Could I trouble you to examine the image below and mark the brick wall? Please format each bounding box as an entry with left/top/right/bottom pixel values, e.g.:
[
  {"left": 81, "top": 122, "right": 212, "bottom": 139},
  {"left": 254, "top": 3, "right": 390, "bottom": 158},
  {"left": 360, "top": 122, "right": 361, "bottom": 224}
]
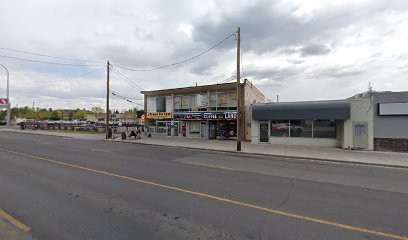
[{"left": 374, "top": 138, "right": 408, "bottom": 152}]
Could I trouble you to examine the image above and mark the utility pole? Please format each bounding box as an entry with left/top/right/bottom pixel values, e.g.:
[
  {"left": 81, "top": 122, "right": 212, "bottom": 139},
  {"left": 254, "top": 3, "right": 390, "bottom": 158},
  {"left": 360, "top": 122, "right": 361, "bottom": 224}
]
[
  {"left": 0, "top": 64, "right": 10, "bottom": 127},
  {"left": 106, "top": 61, "right": 110, "bottom": 139},
  {"left": 236, "top": 27, "right": 241, "bottom": 151}
]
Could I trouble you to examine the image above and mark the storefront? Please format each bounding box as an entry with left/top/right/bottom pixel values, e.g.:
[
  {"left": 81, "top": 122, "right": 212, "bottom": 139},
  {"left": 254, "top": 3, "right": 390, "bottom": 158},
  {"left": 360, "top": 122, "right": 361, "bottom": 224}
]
[
  {"left": 173, "top": 111, "right": 237, "bottom": 139},
  {"left": 145, "top": 112, "right": 172, "bottom": 134},
  {"left": 251, "top": 101, "right": 350, "bottom": 147}
]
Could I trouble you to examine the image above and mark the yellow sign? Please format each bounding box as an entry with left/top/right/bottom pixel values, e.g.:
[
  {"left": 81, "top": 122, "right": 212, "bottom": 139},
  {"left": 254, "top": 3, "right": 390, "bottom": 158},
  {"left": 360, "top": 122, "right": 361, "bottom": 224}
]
[
  {"left": 146, "top": 112, "right": 172, "bottom": 119},
  {"left": 141, "top": 114, "right": 145, "bottom": 123}
]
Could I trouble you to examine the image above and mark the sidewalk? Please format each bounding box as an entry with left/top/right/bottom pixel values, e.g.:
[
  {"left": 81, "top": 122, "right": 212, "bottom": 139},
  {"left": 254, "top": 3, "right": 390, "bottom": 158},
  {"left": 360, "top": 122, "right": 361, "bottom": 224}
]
[
  {"left": 2, "top": 128, "right": 408, "bottom": 168},
  {"left": 111, "top": 133, "right": 408, "bottom": 169}
]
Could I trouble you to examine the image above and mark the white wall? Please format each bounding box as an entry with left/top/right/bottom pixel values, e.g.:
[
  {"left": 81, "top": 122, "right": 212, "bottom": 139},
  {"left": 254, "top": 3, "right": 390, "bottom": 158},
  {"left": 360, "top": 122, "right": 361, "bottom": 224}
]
[{"left": 251, "top": 119, "right": 260, "bottom": 144}]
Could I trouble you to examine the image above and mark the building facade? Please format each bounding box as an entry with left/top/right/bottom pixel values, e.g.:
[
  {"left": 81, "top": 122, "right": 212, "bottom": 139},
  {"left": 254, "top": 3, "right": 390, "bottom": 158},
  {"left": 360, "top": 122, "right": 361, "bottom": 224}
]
[
  {"left": 141, "top": 80, "right": 265, "bottom": 141},
  {"left": 251, "top": 91, "right": 408, "bottom": 152}
]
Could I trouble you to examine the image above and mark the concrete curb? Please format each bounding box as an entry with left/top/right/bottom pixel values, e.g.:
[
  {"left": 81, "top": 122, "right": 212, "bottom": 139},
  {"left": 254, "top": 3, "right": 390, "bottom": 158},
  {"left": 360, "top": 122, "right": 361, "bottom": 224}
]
[
  {"left": 3, "top": 129, "right": 407, "bottom": 169},
  {"left": 108, "top": 139, "right": 408, "bottom": 170}
]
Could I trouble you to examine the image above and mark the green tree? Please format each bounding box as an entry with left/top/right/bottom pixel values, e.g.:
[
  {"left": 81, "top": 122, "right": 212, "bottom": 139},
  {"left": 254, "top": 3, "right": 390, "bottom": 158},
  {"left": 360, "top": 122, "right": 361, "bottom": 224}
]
[
  {"left": 73, "top": 110, "right": 86, "bottom": 120},
  {"left": 48, "top": 110, "right": 61, "bottom": 120}
]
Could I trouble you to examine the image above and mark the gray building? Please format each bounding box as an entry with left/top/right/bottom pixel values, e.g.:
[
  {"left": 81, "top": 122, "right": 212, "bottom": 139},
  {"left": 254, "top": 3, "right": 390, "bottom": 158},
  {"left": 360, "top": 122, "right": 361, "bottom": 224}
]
[
  {"left": 251, "top": 91, "right": 408, "bottom": 152},
  {"left": 371, "top": 91, "right": 408, "bottom": 151}
]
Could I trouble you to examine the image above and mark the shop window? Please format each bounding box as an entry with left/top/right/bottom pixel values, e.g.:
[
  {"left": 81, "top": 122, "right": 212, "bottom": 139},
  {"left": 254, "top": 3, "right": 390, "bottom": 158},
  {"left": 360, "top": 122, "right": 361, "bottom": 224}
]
[
  {"left": 217, "top": 120, "right": 237, "bottom": 139},
  {"left": 270, "top": 120, "right": 289, "bottom": 137},
  {"left": 290, "top": 120, "right": 313, "bottom": 138},
  {"left": 269, "top": 120, "right": 336, "bottom": 138},
  {"left": 313, "top": 120, "right": 336, "bottom": 138}
]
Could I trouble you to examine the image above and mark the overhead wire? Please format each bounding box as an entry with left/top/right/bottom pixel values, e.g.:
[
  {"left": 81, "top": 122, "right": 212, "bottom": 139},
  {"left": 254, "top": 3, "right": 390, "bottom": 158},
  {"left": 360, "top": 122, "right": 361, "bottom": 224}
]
[
  {"left": 19, "top": 67, "right": 106, "bottom": 83},
  {"left": 110, "top": 65, "right": 144, "bottom": 92},
  {"left": 113, "top": 33, "right": 236, "bottom": 72},
  {"left": 0, "top": 46, "right": 104, "bottom": 64},
  {"left": 110, "top": 91, "right": 144, "bottom": 107},
  {"left": 0, "top": 54, "right": 104, "bottom": 67}
]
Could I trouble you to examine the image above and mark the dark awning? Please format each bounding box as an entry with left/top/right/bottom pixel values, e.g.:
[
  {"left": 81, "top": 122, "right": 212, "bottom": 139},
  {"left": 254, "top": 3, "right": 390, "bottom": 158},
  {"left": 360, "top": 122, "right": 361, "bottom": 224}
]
[{"left": 252, "top": 100, "right": 350, "bottom": 120}]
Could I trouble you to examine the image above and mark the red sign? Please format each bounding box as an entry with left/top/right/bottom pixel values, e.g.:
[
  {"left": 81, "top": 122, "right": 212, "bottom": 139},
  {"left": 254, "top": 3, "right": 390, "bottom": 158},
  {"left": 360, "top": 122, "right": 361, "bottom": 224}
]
[{"left": 0, "top": 98, "right": 8, "bottom": 105}]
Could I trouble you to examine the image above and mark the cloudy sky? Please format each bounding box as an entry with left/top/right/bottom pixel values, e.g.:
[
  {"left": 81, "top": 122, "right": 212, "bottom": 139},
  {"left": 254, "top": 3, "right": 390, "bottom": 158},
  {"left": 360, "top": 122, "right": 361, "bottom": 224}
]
[{"left": 0, "top": 0, "right": 407, "bottom": 111}]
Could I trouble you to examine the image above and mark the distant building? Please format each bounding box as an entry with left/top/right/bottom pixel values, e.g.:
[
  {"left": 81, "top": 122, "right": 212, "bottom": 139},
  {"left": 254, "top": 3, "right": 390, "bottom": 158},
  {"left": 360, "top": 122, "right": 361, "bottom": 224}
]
[
  {"left": 141, "top": 80, "right": 265, "bottom": 140},
  {"left": 251, "top": 91, "right": 408, "bottom": 152}
]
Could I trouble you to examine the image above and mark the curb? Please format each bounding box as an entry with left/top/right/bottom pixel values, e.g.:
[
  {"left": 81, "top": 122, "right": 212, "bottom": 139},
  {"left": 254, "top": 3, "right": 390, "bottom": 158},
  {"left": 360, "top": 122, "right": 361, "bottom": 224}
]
[
  {"left": 108, "top": 139, "right": 408, "bottom": 170},
  {"left": 3, "top": 129, "right": 407, "bottom": 170}
]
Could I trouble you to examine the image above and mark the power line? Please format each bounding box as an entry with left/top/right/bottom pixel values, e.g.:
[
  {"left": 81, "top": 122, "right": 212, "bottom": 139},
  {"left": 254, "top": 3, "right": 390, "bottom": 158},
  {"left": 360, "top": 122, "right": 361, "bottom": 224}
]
[
  {"left": 111, "top": 91, "right": 144, "bottom": 107},
  {"left": 219, "top": 75, "right": 237, "bottom": 83},
  {"left": 0, "top": 46, "right": 103, "bottom": 64},
  {"left": 113, "top": 33, "right": 236, "bottom": 72},
  {"left": 0, "top": 54, "right": 105, "bottom": 67},
  {"left": 111, "top": 91, "right": 143, "bottom": 101},
  {"left": 19, "top": 67, "right": 105, "bottom": 83},
  {"left": 110, "top": 65, "right": 144, "bottom": 92}
]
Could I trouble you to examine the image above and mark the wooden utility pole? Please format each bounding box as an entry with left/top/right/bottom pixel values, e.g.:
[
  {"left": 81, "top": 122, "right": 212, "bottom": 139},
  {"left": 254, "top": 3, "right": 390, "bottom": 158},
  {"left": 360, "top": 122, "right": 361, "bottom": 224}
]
[
  {"left": 106, "top": 61, "right": 110, "bottom": 139},
  {"left": 236, "top": 27, "right": 241, "bottom": 151}
]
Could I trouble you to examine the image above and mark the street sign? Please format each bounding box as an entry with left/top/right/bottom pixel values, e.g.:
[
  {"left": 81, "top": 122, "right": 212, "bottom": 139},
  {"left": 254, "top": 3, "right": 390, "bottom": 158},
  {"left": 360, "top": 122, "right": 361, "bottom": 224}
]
[{"left": 0, "top": 98, "right": 8, "bottom": 105}]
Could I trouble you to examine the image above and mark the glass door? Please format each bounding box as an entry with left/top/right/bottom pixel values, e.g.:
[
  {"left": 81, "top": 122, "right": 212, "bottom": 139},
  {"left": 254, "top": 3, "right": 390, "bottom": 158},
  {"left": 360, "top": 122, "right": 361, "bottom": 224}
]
[{"left": 259, "top": 122, "right": 269, "bottom": 143}]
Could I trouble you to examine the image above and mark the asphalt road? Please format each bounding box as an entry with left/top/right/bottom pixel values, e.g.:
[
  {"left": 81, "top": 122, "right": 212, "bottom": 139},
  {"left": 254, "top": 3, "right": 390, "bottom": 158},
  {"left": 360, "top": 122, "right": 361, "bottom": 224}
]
[{"left": 0, "top": 132, "right": 407, "bottom": 240}]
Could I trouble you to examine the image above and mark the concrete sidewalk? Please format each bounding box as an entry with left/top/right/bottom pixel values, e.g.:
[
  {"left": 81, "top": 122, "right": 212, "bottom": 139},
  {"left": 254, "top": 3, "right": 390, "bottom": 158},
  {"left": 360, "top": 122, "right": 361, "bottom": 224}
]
[
  {"left": 2, "top": 128, "right": 407, "bottom": 168},
  {"left": 111, "top": 133, "right": 408, "bottom": 168}
]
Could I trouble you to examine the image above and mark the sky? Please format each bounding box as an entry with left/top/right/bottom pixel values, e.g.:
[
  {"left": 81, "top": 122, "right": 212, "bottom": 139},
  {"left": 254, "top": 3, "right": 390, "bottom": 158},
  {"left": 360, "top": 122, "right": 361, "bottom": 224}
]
[{"left": 0, "top": 0, "right": 407, "bottom": 111}]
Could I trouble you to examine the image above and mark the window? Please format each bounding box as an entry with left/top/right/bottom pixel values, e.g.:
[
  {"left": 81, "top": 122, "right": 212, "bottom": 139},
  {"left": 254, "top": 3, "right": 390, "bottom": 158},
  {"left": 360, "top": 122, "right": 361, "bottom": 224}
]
[
  {"left": 173, "top": 96, "right": 181, "bottom": 111},
  {"left": 269, "top": 120, "right": 336, "bottom": 138},
  {"left": 313, "top": 120, "right": 336, "bottom": 138},
  {"left": 156, "top": 97, "right": 166, "bottom": 112},
  {"left": 290, "top": 120, "right": 313, "bottom": 138},
  {"left": 270, "top": 120, "right": 289, "bottom": 137}
]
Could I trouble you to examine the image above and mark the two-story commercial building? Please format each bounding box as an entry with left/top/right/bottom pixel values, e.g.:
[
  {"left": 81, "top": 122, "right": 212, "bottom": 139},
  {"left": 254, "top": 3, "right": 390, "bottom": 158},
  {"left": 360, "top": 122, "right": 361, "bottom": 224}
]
[{"left": 141, "top": 80, "right": 265, "bottom": 141}]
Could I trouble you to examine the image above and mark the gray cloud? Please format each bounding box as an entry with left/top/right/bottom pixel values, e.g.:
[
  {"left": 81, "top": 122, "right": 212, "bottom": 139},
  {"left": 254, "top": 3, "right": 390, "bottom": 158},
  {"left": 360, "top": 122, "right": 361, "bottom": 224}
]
[
  {"left": 192, "top": 0, "right": 408, "bottom": 53},
  {"left": 300, "top": 44, "right": 331, "bottom": 56},
  {"left": 246, "top": 67, "right": 302, "bottom": 84}
]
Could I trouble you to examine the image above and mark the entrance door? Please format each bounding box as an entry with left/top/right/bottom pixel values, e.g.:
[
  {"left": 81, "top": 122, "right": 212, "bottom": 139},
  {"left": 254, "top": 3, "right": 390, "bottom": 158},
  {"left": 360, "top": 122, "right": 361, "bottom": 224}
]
[
  {"left": 201, "top": 121, "right": 208, "bottom": 139},
  {"left": 209, "top": 121, "right": 217, "bottom": 139},
  {"left": 353, "top": 122, "right": 368, "bottom": 149},
  {"left": 173, "top": 122, "right": 179, "bottom": 136},
  {"left": 259, "top": 122, "right": 269, "bottom": 143}
]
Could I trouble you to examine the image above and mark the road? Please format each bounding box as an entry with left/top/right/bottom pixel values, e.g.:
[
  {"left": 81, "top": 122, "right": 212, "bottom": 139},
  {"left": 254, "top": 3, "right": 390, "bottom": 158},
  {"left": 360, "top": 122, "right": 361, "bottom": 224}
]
[{"left": 0, "top": 132, "right": 407, "bottom": 240}]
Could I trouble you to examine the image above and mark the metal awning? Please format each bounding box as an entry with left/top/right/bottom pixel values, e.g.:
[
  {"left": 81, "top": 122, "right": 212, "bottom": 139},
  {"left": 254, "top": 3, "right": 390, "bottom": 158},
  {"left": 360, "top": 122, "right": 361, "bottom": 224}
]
[{"left": 252, "top": 100, "right": 350, "bottom": 120}]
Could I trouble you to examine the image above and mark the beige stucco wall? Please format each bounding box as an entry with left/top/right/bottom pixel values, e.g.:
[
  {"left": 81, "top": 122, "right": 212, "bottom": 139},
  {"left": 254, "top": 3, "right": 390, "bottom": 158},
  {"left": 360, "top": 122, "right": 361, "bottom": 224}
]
[
  {"left": 342, "top": 98, "right": 374, "bottom": 150},
  {"left": 243, "top": 80, "right": 265, "bottom": 141}
]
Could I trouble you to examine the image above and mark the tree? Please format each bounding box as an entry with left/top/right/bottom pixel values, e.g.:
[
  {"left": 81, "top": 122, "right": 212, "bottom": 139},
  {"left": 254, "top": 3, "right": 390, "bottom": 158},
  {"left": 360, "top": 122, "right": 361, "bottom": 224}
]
[
  {"left": 48, "top": 111, "right": 61, "bottom": 120},
  {"left": 73, "top": 110, "right": 86, "bottom": 120}
]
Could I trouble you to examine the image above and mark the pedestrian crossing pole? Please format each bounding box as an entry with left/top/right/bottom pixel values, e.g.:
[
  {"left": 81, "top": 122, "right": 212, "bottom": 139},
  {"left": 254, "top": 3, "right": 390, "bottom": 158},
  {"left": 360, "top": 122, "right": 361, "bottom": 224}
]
[{"left": 236, "top": 27, "right": 242, "bottom": 151}]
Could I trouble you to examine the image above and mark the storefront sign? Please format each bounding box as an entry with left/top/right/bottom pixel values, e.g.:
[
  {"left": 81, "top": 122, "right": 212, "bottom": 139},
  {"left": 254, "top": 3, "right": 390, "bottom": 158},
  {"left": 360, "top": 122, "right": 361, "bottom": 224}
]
[
  {"left": 146, "top": 112, "right": 172, "bottom": 119},
  {"left": 173, "top": 111, "right": 237, "bottom": 121}
]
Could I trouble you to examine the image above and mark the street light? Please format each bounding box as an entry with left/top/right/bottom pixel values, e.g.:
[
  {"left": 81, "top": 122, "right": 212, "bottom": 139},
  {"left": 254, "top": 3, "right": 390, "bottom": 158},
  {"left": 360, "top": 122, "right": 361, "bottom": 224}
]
[{"left": 0, "top": 63, "right": 10, "bottom": 127}]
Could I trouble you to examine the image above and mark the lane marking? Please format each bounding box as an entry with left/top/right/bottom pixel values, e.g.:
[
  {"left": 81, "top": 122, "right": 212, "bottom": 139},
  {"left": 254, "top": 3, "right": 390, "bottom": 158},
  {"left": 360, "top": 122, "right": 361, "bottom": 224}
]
[
  {"left": 1, "top": 147, "right": 407, "bottom": 240},
  {"left": 0, "top": 209, "right": 31, "bottom": 232}
]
